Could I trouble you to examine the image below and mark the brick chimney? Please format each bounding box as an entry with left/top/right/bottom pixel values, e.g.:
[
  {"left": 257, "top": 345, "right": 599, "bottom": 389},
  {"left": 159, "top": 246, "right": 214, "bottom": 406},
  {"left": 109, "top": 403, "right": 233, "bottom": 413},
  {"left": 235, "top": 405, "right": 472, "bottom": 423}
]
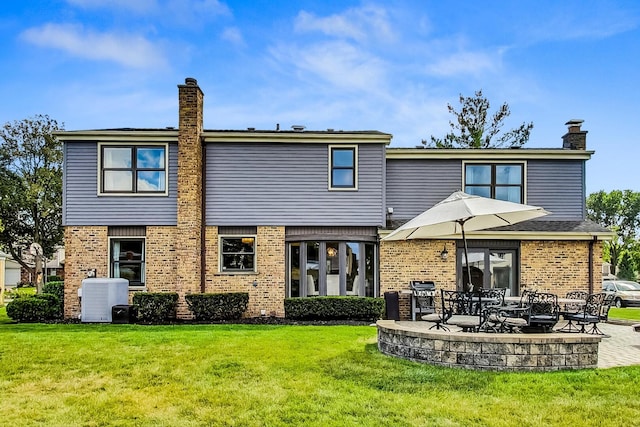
[
  {"left": 562, "top": 119, "right": 587, "bottom": 150},
  {"left": 176, "top": 78, "right": 204, "bottom": 313}
]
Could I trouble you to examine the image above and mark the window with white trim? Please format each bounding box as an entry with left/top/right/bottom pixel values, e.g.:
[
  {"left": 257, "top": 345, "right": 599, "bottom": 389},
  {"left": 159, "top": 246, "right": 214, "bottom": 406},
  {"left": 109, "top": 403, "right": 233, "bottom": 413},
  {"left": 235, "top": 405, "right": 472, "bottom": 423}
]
[
  {"left": 329, "top": 146, "right": 357, "bottom": 190},
  {"left": 220, "top": 236, "right": 256, "bottom": 272},
  {"left": 100, "top": 145, "right": 167, "bottom": 194},
  {"left": 465, "top": 163, "right": 524, "bottom": 203}
]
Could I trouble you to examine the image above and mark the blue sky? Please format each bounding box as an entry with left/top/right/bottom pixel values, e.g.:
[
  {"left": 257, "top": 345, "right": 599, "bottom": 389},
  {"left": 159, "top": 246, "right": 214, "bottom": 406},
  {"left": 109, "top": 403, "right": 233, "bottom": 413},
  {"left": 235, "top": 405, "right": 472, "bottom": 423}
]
[{"left": 1, "top": 0, "right": 638, "bottom": 195}]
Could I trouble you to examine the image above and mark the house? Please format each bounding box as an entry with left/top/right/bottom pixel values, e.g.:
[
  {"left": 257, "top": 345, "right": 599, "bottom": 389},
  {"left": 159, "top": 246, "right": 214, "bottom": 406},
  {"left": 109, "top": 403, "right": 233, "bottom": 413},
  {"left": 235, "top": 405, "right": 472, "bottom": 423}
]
[
  {"left": 17, "top": 246, "right": 65, "bottom": 284},
  {"left": 1, "top": 251, "right": 22, "bottom": 288},
  {"left": 58, "top": 78, "right": 611, "bottom": 320}
]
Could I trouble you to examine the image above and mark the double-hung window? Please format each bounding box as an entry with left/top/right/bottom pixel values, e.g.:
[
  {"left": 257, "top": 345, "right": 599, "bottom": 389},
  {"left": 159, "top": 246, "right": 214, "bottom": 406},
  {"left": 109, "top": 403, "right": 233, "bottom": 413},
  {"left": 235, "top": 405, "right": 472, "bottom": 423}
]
[
  {"left": 329, "top": 146, "right": 357, "bottom": 190},
  {"left": 465, "top": 163, "right": 524, "bottom": 203},
  {"left": 100, "top": 145, "right": 167, "bottom": 194}
]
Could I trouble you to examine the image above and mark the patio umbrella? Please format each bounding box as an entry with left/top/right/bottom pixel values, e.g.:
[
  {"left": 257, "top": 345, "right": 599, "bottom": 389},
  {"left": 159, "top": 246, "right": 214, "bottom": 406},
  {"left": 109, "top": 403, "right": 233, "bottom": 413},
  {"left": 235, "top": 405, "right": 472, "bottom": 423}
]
[{"left": 382, "top": 191, "right": 550, "bottom": 291}]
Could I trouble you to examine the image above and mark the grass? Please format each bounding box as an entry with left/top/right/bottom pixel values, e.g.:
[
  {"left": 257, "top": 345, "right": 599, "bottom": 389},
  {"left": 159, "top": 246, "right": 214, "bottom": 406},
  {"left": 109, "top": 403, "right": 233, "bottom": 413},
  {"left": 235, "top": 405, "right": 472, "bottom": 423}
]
[
  {"left": 609, "top": 307, "right": 640, "bottom": 322},
  {"left": 0, "top": 322, "right": 639, "bottom": 426}
]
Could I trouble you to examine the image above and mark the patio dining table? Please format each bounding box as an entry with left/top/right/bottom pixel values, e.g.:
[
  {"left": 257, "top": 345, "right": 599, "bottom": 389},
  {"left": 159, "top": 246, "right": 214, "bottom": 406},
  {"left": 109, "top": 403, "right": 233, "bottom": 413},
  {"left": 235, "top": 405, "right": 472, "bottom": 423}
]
[{"left": 503, "top": 296, "right": 586, "bottom": 305}]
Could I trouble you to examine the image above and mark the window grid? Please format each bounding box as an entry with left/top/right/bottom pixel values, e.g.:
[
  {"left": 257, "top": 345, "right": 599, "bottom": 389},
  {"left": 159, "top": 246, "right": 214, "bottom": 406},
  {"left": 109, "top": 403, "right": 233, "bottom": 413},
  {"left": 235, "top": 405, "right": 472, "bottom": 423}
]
[
  {"left": 465, "top": 163, "right": 523, "bottom": 203},
  {"left": 101, "top": 145, "right": 166, "bottom": 194},
  {"left": 219, "top": 235, "right": 257, "bottom": 273}
]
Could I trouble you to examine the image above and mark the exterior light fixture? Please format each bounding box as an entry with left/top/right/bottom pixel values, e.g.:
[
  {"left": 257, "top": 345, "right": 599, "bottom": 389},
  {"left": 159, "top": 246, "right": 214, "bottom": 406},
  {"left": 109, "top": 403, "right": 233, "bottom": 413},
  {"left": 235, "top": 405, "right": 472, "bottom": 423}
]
[
  {"left": 327, "top": 247, "right": 338, "bottom": 257},
  {"left": 440, "top": 246, "right": 449, "bottom": 261}
]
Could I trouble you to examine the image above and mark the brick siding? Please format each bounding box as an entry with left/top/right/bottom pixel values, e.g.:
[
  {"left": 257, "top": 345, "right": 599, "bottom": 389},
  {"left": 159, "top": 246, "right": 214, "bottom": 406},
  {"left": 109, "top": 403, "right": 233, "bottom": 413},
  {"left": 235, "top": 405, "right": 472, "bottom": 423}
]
[{"left": 63, "top": 226, "right": 108, "bottom": 319}]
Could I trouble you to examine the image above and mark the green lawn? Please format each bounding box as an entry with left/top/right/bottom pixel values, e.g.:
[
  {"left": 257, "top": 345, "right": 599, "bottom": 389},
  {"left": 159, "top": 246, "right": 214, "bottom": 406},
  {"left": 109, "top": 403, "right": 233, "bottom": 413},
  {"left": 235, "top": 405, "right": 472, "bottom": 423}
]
[
  {"left": 1, "top": 322, "right": 639, "bottom": 426},
  {"left": 609, "top": 307, "right": 640, "bottom": 322}
]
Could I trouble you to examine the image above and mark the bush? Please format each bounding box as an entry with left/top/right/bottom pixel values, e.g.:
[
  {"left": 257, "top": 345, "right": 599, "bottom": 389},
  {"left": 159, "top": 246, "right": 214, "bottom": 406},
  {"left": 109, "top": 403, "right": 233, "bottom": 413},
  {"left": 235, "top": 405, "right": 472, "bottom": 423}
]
[
  {"left": 132, "top": 292, "right": 178, "bottom": 323},
  {"left": 284, "top": 297, "right": 385, "bottom": 321},
  {"left": 42, "top": 281, "right": 64, "bottom": 319},
  {"left": 6, "top": 293, "right": 61, "bottom": 322},
  {"left": 17, "top": 281, "right": 34, "bottom": 288},
  {"left": 47, "top": 275, "right": 62, "bottom": 282},
  {"left": 185, "top": 293, "right": 249, "bottom": 321}
]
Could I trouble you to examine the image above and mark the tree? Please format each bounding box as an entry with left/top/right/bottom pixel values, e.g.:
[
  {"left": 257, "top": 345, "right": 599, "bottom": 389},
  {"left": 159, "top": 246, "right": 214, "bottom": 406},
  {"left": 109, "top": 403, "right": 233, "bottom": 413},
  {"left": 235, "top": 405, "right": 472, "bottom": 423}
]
[
  {"left": 424, "top": 90, "right": 534, "bottom": 149},
  {"left": 617, "top": 251, "right": 637, "bottom": 281},
  {"left": 0, "top": 115, "right": 64, "bottom": 293},
  {"left": 586, "top": 190, "right": 640, "bottom": 275}
]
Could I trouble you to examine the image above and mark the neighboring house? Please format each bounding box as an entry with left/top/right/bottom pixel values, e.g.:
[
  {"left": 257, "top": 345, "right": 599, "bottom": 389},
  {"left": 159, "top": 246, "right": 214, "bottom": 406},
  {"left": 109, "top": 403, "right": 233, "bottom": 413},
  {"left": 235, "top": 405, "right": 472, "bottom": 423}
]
[
  {"left": 1, "top": 251, "right": 21, "bottom": 288},
  {"left": 18, "top": 246, "right": 66, "bottom": 284},
  {"left": 45, "top": 247, "right": 65, "bottom": 280},
  {"left": 57, "top": 78, "right": 612, "bottom": 320}
]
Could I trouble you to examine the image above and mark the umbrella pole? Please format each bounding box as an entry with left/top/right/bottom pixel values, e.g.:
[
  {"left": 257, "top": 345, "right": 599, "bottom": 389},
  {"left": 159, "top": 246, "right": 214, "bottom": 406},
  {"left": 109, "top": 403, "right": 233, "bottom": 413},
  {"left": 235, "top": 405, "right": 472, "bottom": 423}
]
[{"left": 459, "top": 221, "right": 473, "bottom": 292}]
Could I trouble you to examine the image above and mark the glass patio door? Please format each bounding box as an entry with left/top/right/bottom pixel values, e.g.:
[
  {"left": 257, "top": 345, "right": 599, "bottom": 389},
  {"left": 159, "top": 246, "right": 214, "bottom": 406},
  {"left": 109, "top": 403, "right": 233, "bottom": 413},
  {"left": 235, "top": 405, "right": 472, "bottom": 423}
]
[{"left": 459, "top": 248, "right": 516, "bottom": 296}]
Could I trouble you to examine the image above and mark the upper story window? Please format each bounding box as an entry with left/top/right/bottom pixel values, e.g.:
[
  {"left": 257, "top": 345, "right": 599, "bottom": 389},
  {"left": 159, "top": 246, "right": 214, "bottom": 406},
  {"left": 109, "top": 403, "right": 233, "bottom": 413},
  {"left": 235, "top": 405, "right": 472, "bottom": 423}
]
[
  {"left": 329, "top": 146, "right": 357, "bottom": 190},
  {"left": 465, "top": 163, "right": 524, "bottom": 203},
  {"left": 100, "top": 144, "right": 167, "bottom": 194}
]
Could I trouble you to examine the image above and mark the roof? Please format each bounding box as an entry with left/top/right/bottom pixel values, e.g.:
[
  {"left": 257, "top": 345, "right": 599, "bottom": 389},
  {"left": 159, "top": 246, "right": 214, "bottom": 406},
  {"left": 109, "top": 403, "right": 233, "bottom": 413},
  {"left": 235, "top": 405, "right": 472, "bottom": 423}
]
[{"left": 385, "top": 147, "right": 594, "bottom": 161}]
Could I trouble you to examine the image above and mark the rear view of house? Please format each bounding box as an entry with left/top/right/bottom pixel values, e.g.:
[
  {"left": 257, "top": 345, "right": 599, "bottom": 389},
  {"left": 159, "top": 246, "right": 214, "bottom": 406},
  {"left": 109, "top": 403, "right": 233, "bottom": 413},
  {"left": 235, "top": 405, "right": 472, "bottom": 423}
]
[{"left": 59, "top": 78, "right": 611, "bottom": 320}]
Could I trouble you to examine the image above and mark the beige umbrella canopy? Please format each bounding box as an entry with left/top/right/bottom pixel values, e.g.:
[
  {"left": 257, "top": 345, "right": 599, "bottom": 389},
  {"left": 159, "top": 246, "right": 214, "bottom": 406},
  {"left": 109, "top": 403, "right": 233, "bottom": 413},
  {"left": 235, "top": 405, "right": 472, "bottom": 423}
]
[{"left": 383, "top": 191, "right": 550, "bottom": 290}]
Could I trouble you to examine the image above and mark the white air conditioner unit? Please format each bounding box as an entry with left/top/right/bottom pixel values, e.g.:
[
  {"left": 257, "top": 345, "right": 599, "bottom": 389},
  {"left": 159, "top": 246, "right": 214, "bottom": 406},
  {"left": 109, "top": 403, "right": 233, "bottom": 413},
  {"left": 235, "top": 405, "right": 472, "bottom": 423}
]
[{"left": 81, "top": 278, "right": 129, "bottom": 322}]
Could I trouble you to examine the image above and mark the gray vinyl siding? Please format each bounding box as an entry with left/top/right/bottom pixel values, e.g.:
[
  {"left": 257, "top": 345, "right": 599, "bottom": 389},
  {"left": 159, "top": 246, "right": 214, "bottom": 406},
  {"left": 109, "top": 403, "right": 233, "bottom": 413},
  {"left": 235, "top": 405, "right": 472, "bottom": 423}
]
[
  {"left": 386, "top": 157, "right": 586, "bottom": 222},
  {"left": 63, "top": 142, "right": 178, "bottom": 226},
  {"left": 386, "top": 159, "right": 462, "bottom": 221},
  {"left": 526, "top": 160, "right": 585, "bottom": 219},
  {"left": 206, "top": 143, "right": 385, "bottom": 226}
]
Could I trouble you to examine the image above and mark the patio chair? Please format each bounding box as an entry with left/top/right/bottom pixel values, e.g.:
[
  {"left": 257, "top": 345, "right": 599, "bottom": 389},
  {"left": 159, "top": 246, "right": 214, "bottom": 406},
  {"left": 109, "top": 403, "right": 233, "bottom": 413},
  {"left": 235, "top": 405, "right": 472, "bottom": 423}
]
[
  {"left": 600, "top": 293, "right": 615, "bottom": 322},
  {"left": 422, "top": 289, "right": 474, "bottom": 331},
  {"left": 410, "top": 280, "right": 436, "bottom": 321},
  {"left": 502, "top": 292, "right": 559, "bottom": 333},
  {"left": 442, "top": 290, "right": 481, "bottom": 332},
  {"left": 557, "top": 290, "right": 588, "bottom": 333},
  {"left": 562, "top": 292, "right": 607, "bottom": 335},
  {"left": 477, "top": 288, "right": 507, "bottom": 332}
]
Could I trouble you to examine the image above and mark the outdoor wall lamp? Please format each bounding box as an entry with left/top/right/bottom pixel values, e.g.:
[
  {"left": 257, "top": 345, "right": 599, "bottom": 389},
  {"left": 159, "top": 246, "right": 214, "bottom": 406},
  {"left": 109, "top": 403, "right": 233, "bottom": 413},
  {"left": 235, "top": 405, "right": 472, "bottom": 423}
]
[{"left": 440, "top": 246, "right": 449, "bottom": 261}]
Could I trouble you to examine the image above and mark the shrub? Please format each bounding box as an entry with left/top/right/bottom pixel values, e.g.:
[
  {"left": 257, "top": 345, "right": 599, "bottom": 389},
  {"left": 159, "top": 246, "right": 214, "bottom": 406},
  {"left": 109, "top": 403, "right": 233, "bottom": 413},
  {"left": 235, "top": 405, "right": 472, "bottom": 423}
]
[
  {"left": 6, "top": 293, "right": 61, "bottom": 322},
  {"left": 42, "top": 281, "right": 64, "bottom": 319},
  {"left": 132, "top": 292, "right": 178, "bottom": 323},
  {"left": 17, "top": 281, "right": 34, "bottom": 288},
  {"left": 284, "top": 297, "right": 385, "bottom": 321},
  {"left": 185, "top": 293, "right": 249, "bottom": 321},
  {"left": 47, "top": 275, "right": 62, "bottom": 282}
]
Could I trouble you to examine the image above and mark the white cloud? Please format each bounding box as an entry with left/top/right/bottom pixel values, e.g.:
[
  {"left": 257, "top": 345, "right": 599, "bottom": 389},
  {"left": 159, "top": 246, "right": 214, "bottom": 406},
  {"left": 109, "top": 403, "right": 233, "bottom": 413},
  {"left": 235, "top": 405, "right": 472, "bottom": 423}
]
[
  {"left": 294, "top": 5, "right": 394, "bottom": 43},
  {"left": 20, "top": 24, "right": 167, "bottom": 69},
  {"left": 221, "top": 27, "right": 245, "bottom": 47},
  {"left": 426, "top": 50, "right": 499, "bottom": 77},
  {"left": 270, "top": 40, "right": 387, "bottom": 93}
]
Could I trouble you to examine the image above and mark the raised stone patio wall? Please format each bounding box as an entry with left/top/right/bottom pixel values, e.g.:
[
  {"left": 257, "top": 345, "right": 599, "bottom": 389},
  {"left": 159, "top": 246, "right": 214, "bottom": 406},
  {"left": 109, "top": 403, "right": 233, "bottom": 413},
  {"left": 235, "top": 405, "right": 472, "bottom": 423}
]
[{"left": 377, "top": 320, "right": 602, "bottom": 371}]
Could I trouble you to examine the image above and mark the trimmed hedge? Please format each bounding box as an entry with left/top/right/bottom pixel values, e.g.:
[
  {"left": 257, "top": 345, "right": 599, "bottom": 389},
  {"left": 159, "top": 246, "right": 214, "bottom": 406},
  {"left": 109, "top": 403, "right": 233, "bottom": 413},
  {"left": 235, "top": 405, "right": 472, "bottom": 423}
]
[
  {"left": 132, "top": 292, "right": 178, "bottom": 324},
  {"left": 284, "top": 296, "right": 385, "bottom": 321},
  {"left": 185, "top": 293, "right": 249, "bottom": 321},
  {"left": 6, "top": 293, "right": 61, "bottom": 322}
]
